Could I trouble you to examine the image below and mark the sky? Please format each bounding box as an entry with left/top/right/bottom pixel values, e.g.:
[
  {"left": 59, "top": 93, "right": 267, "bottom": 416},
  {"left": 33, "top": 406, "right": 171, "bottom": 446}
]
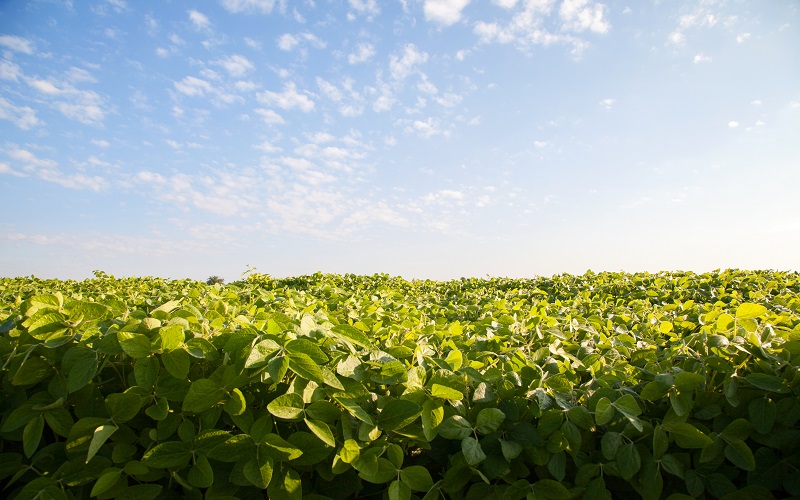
[{"left": 1, "top": 0, "right": 799, "bottom": 282}]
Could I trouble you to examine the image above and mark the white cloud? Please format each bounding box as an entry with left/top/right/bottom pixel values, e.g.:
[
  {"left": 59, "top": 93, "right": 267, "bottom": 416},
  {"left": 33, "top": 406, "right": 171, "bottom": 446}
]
[
  {"left": 492, "top": 0, "right": 518, "bottom": 8},
  {"left": 0, "top": 59, "right": 22, "bottom": 80},
  {"left": 244, "top": 37, "right": 261, "bottom": 49},
  {"left": 736, "top": 32, "right": 751, "bottom": 44},
  {"left": 693, "top": 53, "right": 712, "bottom": 64},
  {"left": 348, "top": 0, "right": 379, "bottom": 16},
  {"left": 155, "top": 47, "right": 170, "bottom": 58},
  {"left": 57, "top": 102, "right": 106, "bottom": 125},
  {"left": 254, "top": 108, "right": 286, "bottom": 124},
  {"left": 436, "top": 92, "right": 463, "bottom": 107},
  {"left": 257, "top": 82, "right": 315, "bottom": 112},
  {"left": 751, "top": 99, "right": 762, "bottom": 106},
  {"left": 0, "top": 97, "right": 40, "bottom": 130},
  {"left": 254, "top": 140, "right": 282, "bottom": 152},
  {"left": 174, "top": 76, "right": 214, "bottom": 96},
  {"left": 4, "top": 146, "right": 107, "bottom": 190},
  {"left": 188, "top": 10, "right": 211, "bottom": 30},
  {"left": 211, "top": 54, "right": 255, "bottom": 77},
  {"left": 559, "top": 0, "right": 610, "bottom": 34},
  {"left": 348, "top": 42, "right": 376, "bottom": 64},
  {"left": 277, "top": 32, "right": 326, "bottom": 51},
  {"left": 533, "top": 140, "right": 550, "bottom": 148},
  {"left": 666, "top": 31, "right": 686, "bottom": 47},
  {"left": 728, "top": 121, "right": 739, "bottom": 128},
  {"left": 424, "top": 0, "right": 471, "bottom": 26},
  {"left": 599, "top": 98, "right": 616, "bottom": 109},
  {"left": 91, "top": 139, "right": 111, "bottom": 148},
  {"left": 317, "top": 77, "right": 343, "bottom": 101},
  {"left": 65, "top": 67, "right": 96, "bottom": 83},
  {"left": 473, "top": 2, "right": 591, "bottom": 54},
  {"left": 390, "top": 44, "right": 429, "bottom": 80},
  {"left": 408, "top": 117, "right": 448, "bottom": 138},
  {"left": 277, "top": 33, "right": 300, "bottom": 51},
  {"left": 27, "top": 77, "right": 107, "bottom": 125},
  {"left": 0, "top": 35, "right": 35, "bottom": 54},
  {"left": 220, "top": 0, "right": 275, "bottom": 13}
]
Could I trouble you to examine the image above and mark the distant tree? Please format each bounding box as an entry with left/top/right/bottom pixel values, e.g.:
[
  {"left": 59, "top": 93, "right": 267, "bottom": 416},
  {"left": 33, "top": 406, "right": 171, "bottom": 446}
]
[{"left": 206, "top": 275, "right": 225, "bottom": 285}]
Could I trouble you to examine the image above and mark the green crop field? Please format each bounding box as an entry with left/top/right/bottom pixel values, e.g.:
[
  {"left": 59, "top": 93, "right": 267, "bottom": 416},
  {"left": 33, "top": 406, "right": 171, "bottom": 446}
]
[{"left": 1, "top": 270, "right": 799, "bottom": 499}]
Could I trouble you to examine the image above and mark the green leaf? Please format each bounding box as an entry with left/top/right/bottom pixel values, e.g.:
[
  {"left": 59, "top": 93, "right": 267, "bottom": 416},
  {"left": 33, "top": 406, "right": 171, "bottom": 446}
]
[
  {"left": 547, "top": 451, "right": 566, "bottom": 482},
  {"left": 23, "top": 415, "right": 44, "bottom": 458},
  {"left": 748, "top": 397, "right": 776, "bottom": 434},
  {"left": 431, "top": 382, "right": 463, "bottom": 400},
  {"left": 187, "top": 454, "right": 214, "bottom": 488},
  {"left": 532, "top": 479, "right": 572, "bottom": 499},
  {"left": 377, "top": 399, "right": 422, "bottom": 431},
  {"left": 720, "top": 418, "right": 753, "bottom": 442},
  {"left": 330, "top": 324, "right": 374, "bottom": 349},
  {"left": 745, "top": 373, "right": 790, "bottom": 393},
  {"left": 267, "top": 393, "right": 306, "bottom": 421},
  {"left": 499, "top": 438, "right": 523, "bottom": 461},
  {"left": 161, "top": 348, "right": 190, "bottom": 380},
  {"left": 674, "top": 371, "right": 705, "bottom": 392},
  {"left": 439, "top": 415, "right": 472, "bottom": 440},
  {"left": 106, "top": 392, "right": 141, "bottom": 423},
  {"left": 268, "top": 468, "right": 303, "bottom": 500},
  {"left": 724, "top": 439, "right": 756, "bottom": 471},
  {"left": 182, "top": 378, "right": 226, "bottom": 414},
  {"left": 262, "top": 433, "right": 304, "bottom": 461},
  {"left": 421, "top": 399, "right": 444, "bottom": 441},
  {"left": 653, "top": 425, "right": 669, "bottom": 460},
  {"left": 659, "top": 453, "right": 685, "bottom": 479},
  {"left": 358, "top": 457, "right": 396, "bottom": 484},
  {"left": 87, "top": 424, "right": 117, "bottom": 464},
  {"left": 285, "top": 338, "right": 328, "bottom": 364},
  {"left": 145, "top": 397, "right": 169, "bottom": 421},
  {"left": 117, "top": 331, "right": 152, "bottom": 359},
  {"left": 595, "top": 397, "right": 614, "bottom": 425},
  {"left": 400, "top": 465, "right": 434, "bottom": 492},
  {"left": 475, "top": 408, "right": 505, "bottom": 435},
  {"left": 614, "top": 394, "right": 641, "bottom": 417},
  {"left": 461, "top": 436, "right": 486, "bottom": 465},
  {"left": 305, "top": 418, "right": 336, "bottom": 447},
  {"left": 567, "top": 405, "right": 595, "bottom": 430},
  {"left": 389, "top": 479, "right": 412, "bottom": 500},
  {"left": 616, "top": 442, "right": 641, "bottom": 480},
  {"left": 601, "top": 431, "right": 622, "bottom": 460},
  {"left": 141, "top": 441, "right": 192, "bottom": 468},
  {"left": 306, "top": 400, "right": 341, "bottom": 422},
  {"left": 158, "top": 324, "right": 184, "bottom": 350},
  {"left": 665, "top": 422, "right": 712, "bottom": 449},
  {"left": 736, "top": 303, "right": 768, "bottom": 319},
  {"left": 243, "top": 455, "right": 274, "bottom": 489},
  {"left": 67, "top": 356, "right": 98, "bottom": 393},
  {"left": 245, "top": 339, "right": 281, "bottom": 369},
  {"left": 90, "top": 468, "right": 123, "bottom": 497},
  {"left": 584, "top": 476, "right": 607, "bottom": 500},
  {"left": 287, "top": 352, "right": 326, "bottom": 385},
  {"left": 224, "top": 388, "right": 247, "bottom": 416}
]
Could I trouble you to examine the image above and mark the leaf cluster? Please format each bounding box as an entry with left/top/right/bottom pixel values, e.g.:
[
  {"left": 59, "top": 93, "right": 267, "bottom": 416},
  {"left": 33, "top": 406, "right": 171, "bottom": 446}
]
[{"left": 1, "top": 270, "right": 799, "bottom": 499}]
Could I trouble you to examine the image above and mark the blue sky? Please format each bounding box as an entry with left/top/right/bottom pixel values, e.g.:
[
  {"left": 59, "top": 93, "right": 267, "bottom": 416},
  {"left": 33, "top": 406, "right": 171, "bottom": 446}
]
[{"left": 1, "top": 0, "right": 799, "bottom": 281}]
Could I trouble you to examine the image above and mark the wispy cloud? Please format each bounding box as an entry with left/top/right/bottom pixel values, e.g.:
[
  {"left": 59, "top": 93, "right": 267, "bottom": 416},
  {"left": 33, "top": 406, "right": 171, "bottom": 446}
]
[
  {"left": 0, "top": 35, "right": 35, "bottom": 54},
  {"left": 0, "top": 97, "right": 41, "bottom": 129},
  {"left": 220, "top": 0, "right": 275, "bottom": 14},
  {"left": 276, "top": 32, "right": 326, "bottom": 51}
]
